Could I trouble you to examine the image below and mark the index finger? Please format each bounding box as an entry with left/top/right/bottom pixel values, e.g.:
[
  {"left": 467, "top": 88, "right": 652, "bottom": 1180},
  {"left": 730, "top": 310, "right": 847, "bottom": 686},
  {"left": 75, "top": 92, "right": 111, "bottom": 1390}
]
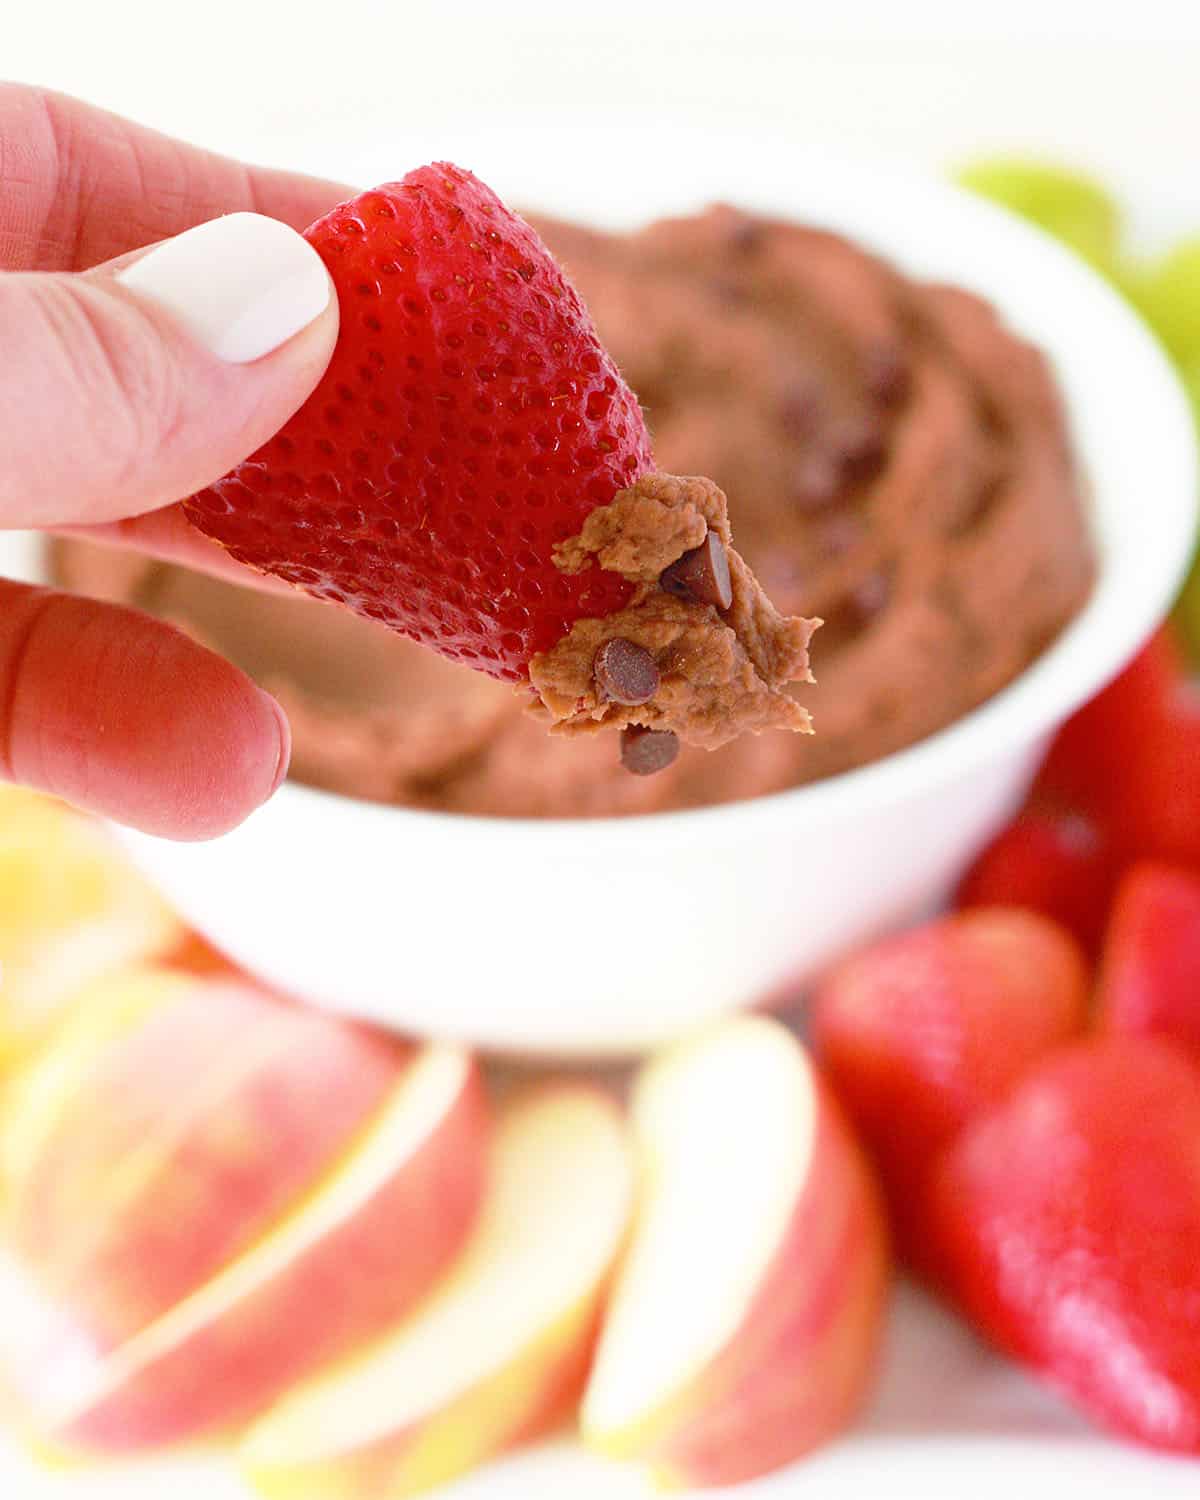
[
  {"left": 4, "top": 83, "right": 354, "bottom": 588},
  {"left": 57, "top": 511, "right": 302, "bottom": 599},
  {"left": 1, "top": 84, "right": 354, "bottom": 273}
]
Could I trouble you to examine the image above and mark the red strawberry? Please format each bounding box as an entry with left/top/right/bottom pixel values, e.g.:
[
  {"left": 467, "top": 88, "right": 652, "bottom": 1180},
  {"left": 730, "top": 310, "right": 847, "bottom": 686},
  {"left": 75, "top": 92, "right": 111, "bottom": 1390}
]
[
  {"left": 811, "top": 909, "right": 1088, "bottom": 1273},
  {"left": 1112, "top": 682, "right": 1200, "bottom": 871},
  {"left": 1096, "top": 862, "right": 1200, "bottom": 1061},
  {"left": 932, "top": 1037, "right": 1200, "bottom": 1453},
  {"left": 954, "top": 801, "right": 1121, "bottom": 957},
  {"left": 184, "top": 164, "right": 654, "bottom": 682},
  {"left": 1034, "top": 625, "right": 1184, "bottom": 818}
]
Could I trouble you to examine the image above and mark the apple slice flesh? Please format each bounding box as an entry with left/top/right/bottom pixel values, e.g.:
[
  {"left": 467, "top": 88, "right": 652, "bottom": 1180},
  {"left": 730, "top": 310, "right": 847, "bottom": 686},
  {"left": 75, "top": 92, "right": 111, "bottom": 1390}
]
[
  {"left": 3, "top": 1043, "right": 486, "bottom": 1452},
  {"left": 582, "top": 1016, "right": 889, "bottom": 1487},
  {"left": 8, "top": 978, "right": 407, "bottom": 1349},
  {"left": 241, "top": 1085, "right": 634, "bottom": 1500},
  {"left": 0, "top": 795, "right": 181, "bottom": 1066}
]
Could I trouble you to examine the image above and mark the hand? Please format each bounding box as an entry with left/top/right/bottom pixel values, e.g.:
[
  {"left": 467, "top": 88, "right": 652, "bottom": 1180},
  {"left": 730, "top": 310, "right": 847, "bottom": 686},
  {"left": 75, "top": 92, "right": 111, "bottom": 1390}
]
[{"left": 1, "top": 84, "right": 353, "bottom": 838}]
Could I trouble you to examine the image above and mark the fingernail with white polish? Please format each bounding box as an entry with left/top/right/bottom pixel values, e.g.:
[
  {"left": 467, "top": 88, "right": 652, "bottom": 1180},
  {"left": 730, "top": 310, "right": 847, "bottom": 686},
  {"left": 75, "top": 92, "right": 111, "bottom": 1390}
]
[{"left": 117, "top": 213, "right": 331, "bottom": 364}]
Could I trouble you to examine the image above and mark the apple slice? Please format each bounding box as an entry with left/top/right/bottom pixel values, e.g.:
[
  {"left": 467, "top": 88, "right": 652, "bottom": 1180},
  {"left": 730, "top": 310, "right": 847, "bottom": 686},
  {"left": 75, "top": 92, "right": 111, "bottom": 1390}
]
[
  {"left": 1, "top": 1042, "right": 486, "bottom": 1452},
  {"left": 7, "top": 977, "right": 408, "bottom": 1349},
  {"left": 581, "top": 1016, "right": 890, "bottom": 1488},
  {"left": 1, "top": 965, "right": 191, "bottom": 1202},
  {"left": 241, "top": 1084, "right": 633, "bottom": 1500},
  {"left": 0, "top": 793, "right": 182, "bottom": 1067}
]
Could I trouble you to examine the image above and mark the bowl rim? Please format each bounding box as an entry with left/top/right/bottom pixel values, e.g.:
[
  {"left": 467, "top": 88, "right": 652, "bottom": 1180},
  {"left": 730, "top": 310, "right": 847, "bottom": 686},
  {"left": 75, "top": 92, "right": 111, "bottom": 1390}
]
[{"left": 9, "top": 155, "right": 1197, "bottom": 852}]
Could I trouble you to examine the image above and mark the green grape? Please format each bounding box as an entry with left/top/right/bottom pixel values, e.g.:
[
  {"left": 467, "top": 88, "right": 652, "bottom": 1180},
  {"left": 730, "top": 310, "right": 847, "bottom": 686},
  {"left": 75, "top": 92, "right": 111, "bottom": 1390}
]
[
  {"left": 1126, "top": 240, "right": 1200, "bottom": 368},
  {"left": 955, "top": 158, "right": 1122, "bottom": 274},
  {"left": 1186, "top": 358, "right": 1200, "bottom": 429},
  {"left": 1174, "top": 555, "right": 1200, "bottom": 665},
  {"left": 1110, "top": 260, "right": 1152, "bottom": 307}
]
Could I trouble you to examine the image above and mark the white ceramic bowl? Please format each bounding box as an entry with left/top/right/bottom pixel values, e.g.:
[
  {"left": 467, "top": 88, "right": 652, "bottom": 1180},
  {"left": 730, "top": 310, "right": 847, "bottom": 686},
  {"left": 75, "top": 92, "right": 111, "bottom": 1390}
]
[{"left": 8, "top": 148, "right": 1196, "bottom": 1055}]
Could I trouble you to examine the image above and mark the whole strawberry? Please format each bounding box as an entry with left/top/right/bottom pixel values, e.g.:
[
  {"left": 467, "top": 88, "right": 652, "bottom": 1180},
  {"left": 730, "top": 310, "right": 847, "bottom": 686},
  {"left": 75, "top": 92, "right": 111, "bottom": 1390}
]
[
  {"left": 1113, "top": 684, "right": 1200, "bottom": 872},
  {"left": 811, "top": 908, "right": 1089, "bottom": 1274},
  {"left": 185, "top": 164, "right": 654, "bottom": 683},
  {"left": 933, "top": 1036, "right": 1200, "bottom": 1453},
  {"left": 1096, "top": 862, "right": 1200, "bottom": 1062},
  {"left": 954, "top": 802, "right": 1121, "bottom": 958},
  {"left": 1033, "top": 625, "right": 1184, "bottom": 819}
]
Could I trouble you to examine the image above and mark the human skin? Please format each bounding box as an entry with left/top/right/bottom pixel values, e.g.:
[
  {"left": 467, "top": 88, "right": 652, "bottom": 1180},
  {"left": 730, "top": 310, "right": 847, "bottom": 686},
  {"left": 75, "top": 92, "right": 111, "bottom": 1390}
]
[{"left": 0, "top": 83, "right": 355, "bottom": 838}]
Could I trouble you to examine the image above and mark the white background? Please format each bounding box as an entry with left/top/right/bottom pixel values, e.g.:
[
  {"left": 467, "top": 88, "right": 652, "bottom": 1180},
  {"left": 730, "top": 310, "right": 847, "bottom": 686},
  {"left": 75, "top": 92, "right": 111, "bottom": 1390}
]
[
  {"left": 6, "top": 2, "right": 1200, "bottom": 247},
  {"left": 4, "top": 6, "right": 1200, "bottom": 1498}
]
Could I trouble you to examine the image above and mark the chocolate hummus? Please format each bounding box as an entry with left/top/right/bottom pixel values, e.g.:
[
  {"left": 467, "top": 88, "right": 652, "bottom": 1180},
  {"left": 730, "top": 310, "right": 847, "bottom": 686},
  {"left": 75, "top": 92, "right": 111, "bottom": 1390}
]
[
  {"left": 53, "top": 205, "right": 1095, "bottom": 819},
  {"left": 529, "top": 473, "right": 815, "bottom": 748}
]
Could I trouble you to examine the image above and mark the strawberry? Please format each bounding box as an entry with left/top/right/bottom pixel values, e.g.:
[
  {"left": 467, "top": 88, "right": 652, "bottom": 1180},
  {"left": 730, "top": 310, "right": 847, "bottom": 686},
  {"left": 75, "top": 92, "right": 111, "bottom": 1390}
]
[
  {"left": 1033, "top": 625, "right": 1185, "bottom": 819},
  {"left": 932, "top": 1037, "right": 1200, "bottom": 1453},
  {"left": 811, "top": 909, "right": 1088, "bottom": 1273},
  {"left": 1111, "top": 682, "right": 1200, "bottom": 871},
  {"left": 954, "top": 801, "right": 1121, "bottom": 957},
  {"left": 184, "top": 164, "right": 654, "bottom": 682},
  {"left": 1096, "top": 862, "right": 1200, "bottom": 1061},
  {"left": 1027, "top": 623, "right": 1200, "bottom": 878}
]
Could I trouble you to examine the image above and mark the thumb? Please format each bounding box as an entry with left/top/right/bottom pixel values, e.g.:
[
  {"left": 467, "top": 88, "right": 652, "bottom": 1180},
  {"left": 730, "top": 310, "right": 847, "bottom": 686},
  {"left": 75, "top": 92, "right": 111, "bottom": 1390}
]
[{"left": 1, "top": 213, "right": 337, "bottom": 528}]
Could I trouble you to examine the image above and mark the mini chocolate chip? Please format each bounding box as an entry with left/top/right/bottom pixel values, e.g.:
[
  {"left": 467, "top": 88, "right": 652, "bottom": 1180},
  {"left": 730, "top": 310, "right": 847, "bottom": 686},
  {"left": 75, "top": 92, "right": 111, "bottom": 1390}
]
[
  {"left": 792, "top": 451, "right": 844, "bottom": 512},
  {"left": 659, "top": 529, "right": 734, "bottom": 611},
  {"left": 817, "top": 514, "right": 863, "bottom": 559},
  {"left": 947, "top": 473, "right": 1004, "bottom": 538},
  {"left": 977, "top": 398, "right": 1006, "bottom": 440},
  {"left": 817, "top": 568, "right": 892, "bottom": 653},
  {"left": 778, "top": 378, "right": 823, "bottom": 440},
  {"left": 709, "top": 276, "right": 748, "bottom": 307},
  {"left": 620, "top": 726, "right": 680, "bottom": 776},
  {"left": 853, "top": 569, "right": 891, "bottom": 618},
  {"left": 593, "top": 637, "right": 660, "bottom": 706},
  {"left": 727, "top": 215, "right": 767, "bottom": 255},
  {"left": 863, "top": 345, "right": 911, "bottom": 408},
  {"left": 832, "top": 417, "right": 886, "bottom": 484}
]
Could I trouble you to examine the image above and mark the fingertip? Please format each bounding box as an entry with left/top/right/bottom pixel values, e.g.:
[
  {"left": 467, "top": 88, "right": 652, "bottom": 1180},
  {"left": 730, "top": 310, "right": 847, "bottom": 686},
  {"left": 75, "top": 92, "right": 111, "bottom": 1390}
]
[
  {"left": 125, "top": 631, "right": 292, "bottom": 841},
  {"left": 114, "top": 212, "right": 334, "bottom": 366},
  {"left": 152, "top": 658, "right": 293, "bottom": 840},
  {"left": 0, "top": 585, "right": 290, "bottom": 840}
]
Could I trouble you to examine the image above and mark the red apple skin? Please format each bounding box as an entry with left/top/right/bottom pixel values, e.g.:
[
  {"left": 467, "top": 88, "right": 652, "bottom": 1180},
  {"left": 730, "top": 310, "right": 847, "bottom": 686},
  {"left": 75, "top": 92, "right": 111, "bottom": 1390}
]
[
  {"left": 1095, "top": 862, "right": 1200, "bottom": 1062},
  {"left": 13, "top": 982, "right": 405, "bottom": 1351},
  {"left": 644, "top": 1079, "right": 890, "bottom": 1489},
  {"left": 240, "top": 1085, "right": 632, "bottom": 1500},
  {"left": 28, "top": 1059, "right": 488, "bottom": 1453},
  {"left": 501, "top": 1299, "right": 607, "bottom": 1453}
]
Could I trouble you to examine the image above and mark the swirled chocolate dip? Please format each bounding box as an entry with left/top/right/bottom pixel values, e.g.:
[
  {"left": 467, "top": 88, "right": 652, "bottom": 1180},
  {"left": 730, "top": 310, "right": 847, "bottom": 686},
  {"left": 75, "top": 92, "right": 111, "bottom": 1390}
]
[{"left": 53, "top": 204, "right": 1093, "bottom": 818}]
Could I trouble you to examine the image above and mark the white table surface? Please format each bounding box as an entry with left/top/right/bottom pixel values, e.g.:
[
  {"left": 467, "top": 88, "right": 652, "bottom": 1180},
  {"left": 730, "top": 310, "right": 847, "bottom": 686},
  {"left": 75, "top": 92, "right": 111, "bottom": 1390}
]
[{"left": 2, "top": 1284, "right": 1197, "bottom": 1499}]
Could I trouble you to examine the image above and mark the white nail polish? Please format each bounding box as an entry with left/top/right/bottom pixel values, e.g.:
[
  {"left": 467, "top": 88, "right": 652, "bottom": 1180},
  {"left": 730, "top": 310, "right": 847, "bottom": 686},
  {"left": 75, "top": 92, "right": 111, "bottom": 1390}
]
[{"left": 116, "top": 213, "right": 332, "bottom": 364}]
